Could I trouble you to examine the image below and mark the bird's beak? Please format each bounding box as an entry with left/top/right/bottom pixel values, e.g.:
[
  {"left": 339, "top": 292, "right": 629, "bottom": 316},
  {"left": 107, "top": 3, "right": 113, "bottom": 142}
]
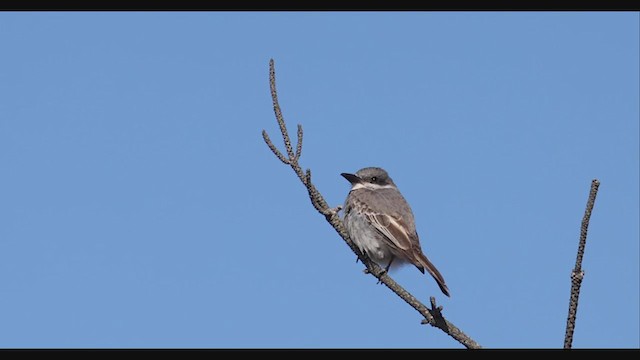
[{"left": 341, "top": 172, "right": 362, "bottom": 185}]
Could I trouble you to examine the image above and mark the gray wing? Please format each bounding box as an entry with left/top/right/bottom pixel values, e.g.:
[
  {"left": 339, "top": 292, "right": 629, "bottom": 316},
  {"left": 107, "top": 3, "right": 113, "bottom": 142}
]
[{"left": 350, "top": 188, "right": 419, "bottom": 254}]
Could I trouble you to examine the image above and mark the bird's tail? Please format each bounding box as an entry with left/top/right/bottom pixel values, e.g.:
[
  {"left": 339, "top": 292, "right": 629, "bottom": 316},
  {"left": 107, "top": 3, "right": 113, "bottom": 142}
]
[{"left": 416, "top": 253, "right": 450, "bottom": 297}]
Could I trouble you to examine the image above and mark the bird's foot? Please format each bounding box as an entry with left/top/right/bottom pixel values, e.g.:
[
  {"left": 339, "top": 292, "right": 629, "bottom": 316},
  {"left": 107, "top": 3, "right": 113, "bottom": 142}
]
[
  {"left": 363, "top": 267, "right": 387, "bottom": 284},
  {"left": 322, "top": 205, "right": 343, "bottom": 218}
]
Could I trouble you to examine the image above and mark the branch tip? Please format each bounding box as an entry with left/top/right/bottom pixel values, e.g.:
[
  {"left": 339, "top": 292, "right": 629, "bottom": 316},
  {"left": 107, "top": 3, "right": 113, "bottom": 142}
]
[
  {"left": 296, "top": 124, "right": 304, "bottom": 160},
  {"left": 262, "top": 130, "right": 290, "bottom": 165}
]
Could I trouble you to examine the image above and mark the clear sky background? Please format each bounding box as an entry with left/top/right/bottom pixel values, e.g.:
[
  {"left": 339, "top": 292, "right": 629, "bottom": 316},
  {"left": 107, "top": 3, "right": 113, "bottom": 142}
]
[{"left": 0, "top": 12, "right": 638, "bottom": 349}]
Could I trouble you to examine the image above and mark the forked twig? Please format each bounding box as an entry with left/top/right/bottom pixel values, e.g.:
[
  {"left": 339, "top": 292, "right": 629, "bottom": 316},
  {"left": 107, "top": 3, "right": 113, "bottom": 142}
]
[{"left": 262, "top": 59, "right": 480, "bottom": 349}]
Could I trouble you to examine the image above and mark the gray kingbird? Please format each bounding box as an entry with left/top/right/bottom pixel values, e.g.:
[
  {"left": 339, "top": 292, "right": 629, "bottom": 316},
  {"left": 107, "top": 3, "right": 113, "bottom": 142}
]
[{"left": 341, "top": 167, "right": 450, "bottom": 297}]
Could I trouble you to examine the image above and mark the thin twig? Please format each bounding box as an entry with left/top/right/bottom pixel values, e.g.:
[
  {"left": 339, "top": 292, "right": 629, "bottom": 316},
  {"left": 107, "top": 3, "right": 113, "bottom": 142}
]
[
  {"left": 262, "top": 130, "right": 289, "bottom": 164},
  {"left": 269, "top": 59, "right": 295, "bottom": 160},
  {"left": 262, "top": 59, "right": 480, "bottom": 348},
  {"left": 563, "top": 179, "right": 600, "bottom": 349},
  {"left": 296, "top": 124, "right": 303, "bottom": 160}
]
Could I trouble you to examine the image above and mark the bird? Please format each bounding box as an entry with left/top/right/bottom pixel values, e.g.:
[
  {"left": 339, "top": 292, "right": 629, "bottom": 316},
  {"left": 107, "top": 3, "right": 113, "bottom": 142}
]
[{"left": 341, "top": 167, "right": 450, "bottom": 297}]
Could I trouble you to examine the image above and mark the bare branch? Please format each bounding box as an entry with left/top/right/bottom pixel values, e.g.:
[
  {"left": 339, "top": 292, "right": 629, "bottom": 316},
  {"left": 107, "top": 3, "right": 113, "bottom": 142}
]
[
  {"left": 305, "top": 169, "right": 324, "bottom": 212},
  {"left": 296, "top": 124, "right": 303, "bottom": 160},
  {"left": 268, "top": 59, "right": 296, "bottom": 160},
  {"left": 262, "top": 59, "right": 481, "bottom": 349},
  {"left": 304, "top": 168, "right": 311, "bottom": 186},
  {"left": 262, "top": 130, "right": 289, "bottom": 164},
  {"left": 564, "top": 179, "right": 600, "bottom": 349}
]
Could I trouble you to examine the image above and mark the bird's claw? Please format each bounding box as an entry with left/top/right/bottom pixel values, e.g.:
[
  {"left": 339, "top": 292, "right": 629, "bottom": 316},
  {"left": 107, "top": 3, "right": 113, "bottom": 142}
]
[{"left": 323, "top": 205, "right": 343, "bottom": 217}]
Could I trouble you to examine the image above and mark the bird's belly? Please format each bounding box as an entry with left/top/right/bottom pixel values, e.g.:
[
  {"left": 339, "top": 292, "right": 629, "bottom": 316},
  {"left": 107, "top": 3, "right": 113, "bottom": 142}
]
[{"left": 344, "top": 212, "right": 395, "bottom": 265}]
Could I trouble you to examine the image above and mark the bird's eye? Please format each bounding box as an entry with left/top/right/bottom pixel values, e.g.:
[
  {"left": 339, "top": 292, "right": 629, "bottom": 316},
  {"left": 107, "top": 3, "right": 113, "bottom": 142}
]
[{"left": 371, "top": 177, "right": 377, "bottom": 182}]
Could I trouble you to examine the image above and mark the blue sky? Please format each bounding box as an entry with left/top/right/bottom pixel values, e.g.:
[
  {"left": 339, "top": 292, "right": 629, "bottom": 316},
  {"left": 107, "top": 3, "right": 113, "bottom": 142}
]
[{"left": 0, "top": 12, "right": 638, "bottom": 349}]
